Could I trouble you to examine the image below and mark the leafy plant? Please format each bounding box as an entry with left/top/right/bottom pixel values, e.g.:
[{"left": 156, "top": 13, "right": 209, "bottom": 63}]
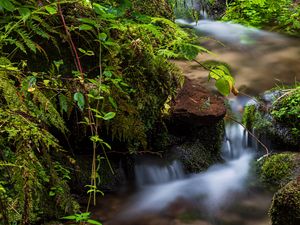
[{"left": 63, "top": 212, "right": 102, "bottom": 225}]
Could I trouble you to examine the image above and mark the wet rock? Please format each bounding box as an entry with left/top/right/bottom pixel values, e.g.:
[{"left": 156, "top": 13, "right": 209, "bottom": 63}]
[
  {"left": 269, "top": 180, "right": 300, "bottom": 225},
  {"left": 170, "top": 78, "right": 226, "bottom": 130},
  {"left": 167, "top": 78, "right": 225, "bottom": 172}
]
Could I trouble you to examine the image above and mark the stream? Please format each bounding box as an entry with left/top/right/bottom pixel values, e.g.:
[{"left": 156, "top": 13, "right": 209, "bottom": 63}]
[{"left": 92, "top": 19, "right": 300, "bottom": 225}]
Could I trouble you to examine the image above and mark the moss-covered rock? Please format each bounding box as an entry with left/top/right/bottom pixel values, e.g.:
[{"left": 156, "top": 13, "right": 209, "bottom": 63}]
[
  {"left": 242, "top": 87, "right": 300, "bottom": 151},
  {"left": 169, "top": 120, "right": 224, "bottom": 173},
  {"left": 257, "top": 153, "right": 299, "bottom": 190},
  {"left": 269, "top": 180, "right": 300, "bottom": 225}
]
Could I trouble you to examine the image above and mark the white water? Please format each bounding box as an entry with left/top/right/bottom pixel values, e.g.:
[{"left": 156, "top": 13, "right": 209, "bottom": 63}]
[
  {"left": 120, "top": 110, "right": 254, "bottom": 218},
  {"left": 176, "top": 19, "right": 281, "bottom": 44}
]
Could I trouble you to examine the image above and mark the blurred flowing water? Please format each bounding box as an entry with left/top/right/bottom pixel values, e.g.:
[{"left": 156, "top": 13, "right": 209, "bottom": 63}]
[{"left": 94, "top": 16, "right": 300, "bottom": 225}]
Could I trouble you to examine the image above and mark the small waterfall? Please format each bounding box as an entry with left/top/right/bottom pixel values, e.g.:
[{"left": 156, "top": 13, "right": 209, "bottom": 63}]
[
  {"left": 118, "top": 101, "right": 254, "bottom": 218},
  {"left": 134, "top": 159, "right": 184, "bottom": 187}
]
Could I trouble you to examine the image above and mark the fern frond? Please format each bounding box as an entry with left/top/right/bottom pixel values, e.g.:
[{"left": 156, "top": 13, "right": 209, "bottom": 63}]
[
  {"left": 32, "top": 89, "right": 67, "bottom": 133},
  {"left": 15, "top": 27, "right": 36, "bottom": 53}
]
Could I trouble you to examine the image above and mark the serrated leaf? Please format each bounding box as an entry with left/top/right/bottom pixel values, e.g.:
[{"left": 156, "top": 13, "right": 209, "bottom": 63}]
[{"left": 103, "top": 112, "right": 116, "bottom": 120}]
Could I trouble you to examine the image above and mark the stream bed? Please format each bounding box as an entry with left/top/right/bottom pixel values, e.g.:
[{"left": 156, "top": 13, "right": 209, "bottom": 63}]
[{"left": 92, "top": 19, "right": 299, "bottom": 225}]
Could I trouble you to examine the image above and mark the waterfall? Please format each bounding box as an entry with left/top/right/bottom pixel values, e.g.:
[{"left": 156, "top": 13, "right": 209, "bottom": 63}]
[
  {"left": 134, "top": 159, "right": 184, "bottom": 187},
  {"left": 117, "top": 98, "right": 255, "bottom": 218}
]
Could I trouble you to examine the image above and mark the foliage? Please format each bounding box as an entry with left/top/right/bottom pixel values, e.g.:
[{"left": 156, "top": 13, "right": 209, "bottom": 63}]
[
  {"left": 242, "top": 86, "right": 300, "bottom": 149},
  {"left": 63, "top": 212, "right": 102, "bottom": 225},
  {"left": 257, "top": 153, "right": 297, "bottom": 190},
  {"left": 271, "top": 87, "right": 300, "bottom": 139},
  {"left": 269, "top": 180, "right": 300, "bottom": 225},
  {"left": 0, "top": 0, "right": 207, "bottom": 224},
  {"left": 223, "top": 0, "right": 300, "bottom": 34},
  {"left": 0, "top": 66, "right": 79, "bottom": 223}
]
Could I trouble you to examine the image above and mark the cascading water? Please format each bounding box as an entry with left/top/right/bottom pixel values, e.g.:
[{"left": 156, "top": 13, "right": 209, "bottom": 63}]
[
  {"left": 119, "top": 99, "right": 255, "bottom": 218},
  {"left": 134, "top": 158, "right": 185, "bottom": 187},
  {"left": 95, "top": 7, "right": 299, "bottom": 225}
]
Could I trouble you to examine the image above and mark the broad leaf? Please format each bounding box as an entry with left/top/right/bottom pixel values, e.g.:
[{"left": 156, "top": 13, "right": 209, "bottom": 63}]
[
  {"left": 74, "top": 92, "right": 85, "bottom": 111},
  {"left": 215, "top": 77, "right": 230, "bottom": 96},
  {"left": 0, "top": 0, "right": 14, "bottom": 11},
  {"left": 79, "top": 24, "right": 94, "bottom": 31},
  {"left": 103, "top": 112, "right": 116, "bottom": 120},
  {"left": 45, "top": 5, "right": 57, "bottom": 15}
]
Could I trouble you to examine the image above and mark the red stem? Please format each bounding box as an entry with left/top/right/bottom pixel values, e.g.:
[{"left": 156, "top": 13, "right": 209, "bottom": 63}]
[{"left": 57, "top": 1, "right": 84, "bottom": 80}]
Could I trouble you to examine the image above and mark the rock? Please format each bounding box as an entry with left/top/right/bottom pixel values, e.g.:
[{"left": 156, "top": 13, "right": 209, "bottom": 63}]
[
  {"left": 243, "top": 88, "right": 300, "bottom": 151},
  {"left": 256, "top": 152, "right": 300, "bottom": 190},
  {"left": 167, "top": 78, "right": 225, "bottom": 172},
  {"left": 269, "top": 180, "right": 300, "bottom": 225},
  {"left": 171, "top": 78, "right": 226, "bottom": 129}
]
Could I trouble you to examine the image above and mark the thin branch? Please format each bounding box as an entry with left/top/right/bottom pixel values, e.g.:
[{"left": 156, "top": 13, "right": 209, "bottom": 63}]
[{"left": 225, "top": 115, "right": 269, "bottom": 155}]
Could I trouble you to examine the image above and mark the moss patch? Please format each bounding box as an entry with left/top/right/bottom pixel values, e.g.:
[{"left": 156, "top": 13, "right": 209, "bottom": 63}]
[
  {"left": 269, "top": 180, "right": 300, "bottom": 225},
  {"left": 257, "top": 153, "right": 298, "bottom": 190}
]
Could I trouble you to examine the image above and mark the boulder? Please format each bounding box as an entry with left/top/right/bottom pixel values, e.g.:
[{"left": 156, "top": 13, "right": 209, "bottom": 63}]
[
  {"left": 171, "top": 78, "right": 226, "bottom": 131},
  {"left": 269, "top": 180, "right": 300, "bottom": 225}
]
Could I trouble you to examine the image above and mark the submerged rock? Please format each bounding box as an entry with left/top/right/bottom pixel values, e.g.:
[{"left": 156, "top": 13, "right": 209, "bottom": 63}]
[{"left": 269, "top": 180, "right": 300, "bottom": 225}]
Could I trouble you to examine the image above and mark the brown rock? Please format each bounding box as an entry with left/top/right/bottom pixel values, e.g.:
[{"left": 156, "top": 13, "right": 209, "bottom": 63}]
[{"left": 171, "top": 78, "right": 226, "bottom": 127}]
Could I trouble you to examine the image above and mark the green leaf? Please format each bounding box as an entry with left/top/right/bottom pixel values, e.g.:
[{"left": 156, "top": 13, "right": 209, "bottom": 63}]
[
  {"left": 62, "top": 215, "right": 77, "bottom": 220},
  {"left": 215, "top": 77, "right": 230, "bottom": 96},
  {"left": 98, "top": 33, "right": 107, "bottom": 42},
  {"left": 102, "top": 112, "right": 116, "bottom": 120},
  {"left": 87, "top": 219, "right": 102, "bottom": 225},
  {"left": 18, "top": 7, "right": 31, "bottom": 22},
  {"left": 59, "top": 94, "right": 68, "bottom": 114},
  {"left": 74, "top": 92, "right": 85, "bottom": 111},
  {"left": 93, "top": 3, "right": 107, "bottom": 15},
  {"left": 78, "top": 18, "right": 97, "bottom": 26},
  {"left": 0, "top": 0, "right": 14, "bottom": 11},
  {"left": 79, "top": 24, "right": 94, "bottom": 31},
  {"left": 45, "top": 5, "right": 57, "bottom": 15},
  {"left": 108, "top": 96, "right": 117, "bottom": 109},
  {"left": 78, "top": 48, "right": 94, "bottom": 56}
]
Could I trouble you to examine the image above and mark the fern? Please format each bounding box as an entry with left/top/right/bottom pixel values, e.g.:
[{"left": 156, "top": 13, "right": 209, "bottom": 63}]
[{"left": 14, "top": 27, "right": 36, "bottom": 53}]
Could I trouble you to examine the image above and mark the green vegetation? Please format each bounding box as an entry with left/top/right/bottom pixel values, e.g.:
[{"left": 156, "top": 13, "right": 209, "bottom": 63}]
[
  {"left": 243, "top": 85, "right": 300, "bottom": 149},
  {"left": 0, "top": 0, "right": 213, "bottom": 223},
  {"left": 223, "top": 0, "right": 300, "bottom": 34},
  {"left": 257, "top": 153, "right": 298, "bottom": 190},
  {"left": 271, "top": 87, "right": 300, "bottom": 139},
  {"left": 269, "top": 180, "right": 300, "bottom": 225}
]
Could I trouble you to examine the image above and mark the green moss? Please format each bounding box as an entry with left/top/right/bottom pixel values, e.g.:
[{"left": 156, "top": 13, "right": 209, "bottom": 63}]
[
  {"left": 258, "top": 153, "right": 297, "bottom": 190},
  {"left": 271, "top": 87, "right": 300, "bottom": 144},
  {"left": 177, "top": 121, "right": 224, "bottom": 173},
  {"left": 269, "top": 180, "right": 300, "bottom": 225},
  {"left": 242, "top": 104, "right": 257, "bottom": 130}
]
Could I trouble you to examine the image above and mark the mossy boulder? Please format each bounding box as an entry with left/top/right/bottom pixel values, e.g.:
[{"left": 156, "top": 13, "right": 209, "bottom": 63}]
[
  {"left": 257, "top": 153, "right": 300, "bottom": 190},
  {"left": 269, "top": 180, "right": 300, "bottom": 225},
  {"left": 242, "top": 87, "right": 300, "bottom": 151}
]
